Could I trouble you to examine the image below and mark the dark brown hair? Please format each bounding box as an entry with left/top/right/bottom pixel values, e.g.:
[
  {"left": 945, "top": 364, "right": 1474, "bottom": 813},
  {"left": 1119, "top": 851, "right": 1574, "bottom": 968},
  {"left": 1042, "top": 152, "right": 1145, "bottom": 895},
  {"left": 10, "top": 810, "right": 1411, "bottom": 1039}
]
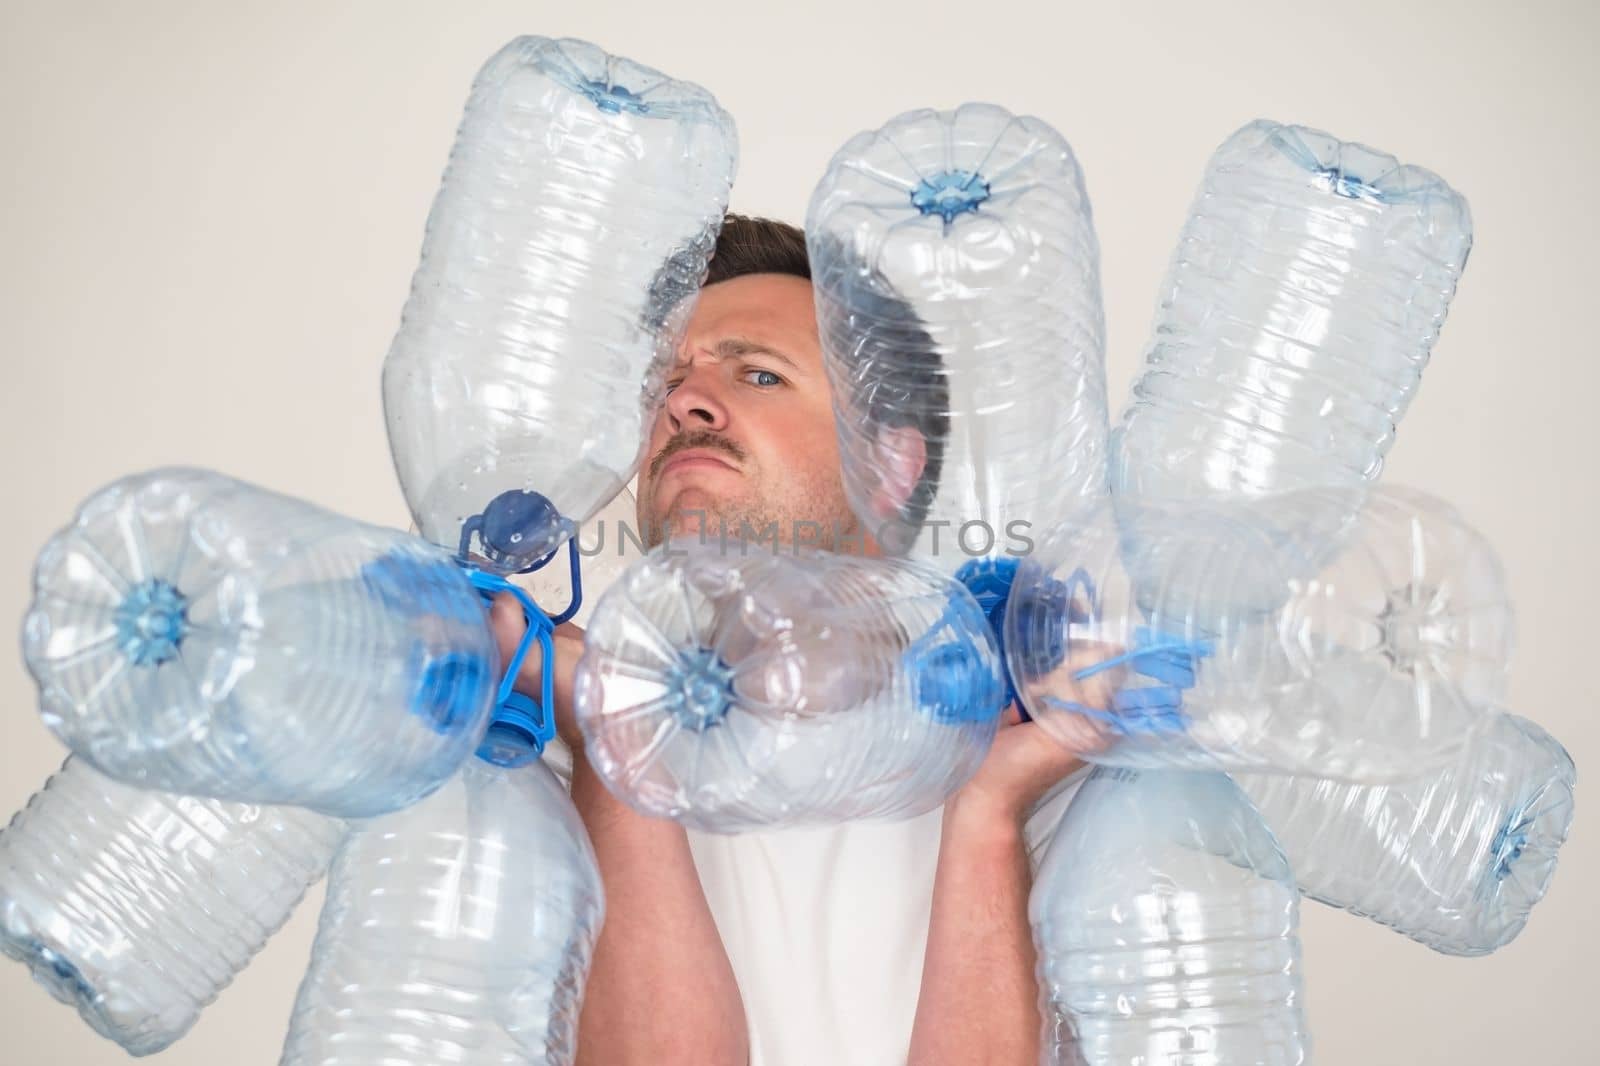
[
  {"left": 705, "top": 213, "right": 811, "bottom": 285},
  {"left": 703, "top": 214, "right": 947, "bottom": 529}
]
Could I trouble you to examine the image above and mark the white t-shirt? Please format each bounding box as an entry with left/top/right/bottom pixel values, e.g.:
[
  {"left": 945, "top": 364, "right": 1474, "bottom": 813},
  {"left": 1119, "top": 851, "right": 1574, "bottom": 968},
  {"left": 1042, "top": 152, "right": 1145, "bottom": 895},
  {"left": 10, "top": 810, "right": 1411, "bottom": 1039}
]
[
  {"left": 547, "top": 736, "right": 1085, "bottom": 1065},
  {"left": 691, "top": 774, "right": 1085, "bottom": 1066}
]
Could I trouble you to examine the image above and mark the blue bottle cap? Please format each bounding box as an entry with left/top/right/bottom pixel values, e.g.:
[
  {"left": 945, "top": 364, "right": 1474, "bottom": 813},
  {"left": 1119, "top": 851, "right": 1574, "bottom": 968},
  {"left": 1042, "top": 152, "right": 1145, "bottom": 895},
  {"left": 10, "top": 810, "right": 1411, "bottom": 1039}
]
[{"left": 113, "top": 578, "right": 189, "bottom": 667}]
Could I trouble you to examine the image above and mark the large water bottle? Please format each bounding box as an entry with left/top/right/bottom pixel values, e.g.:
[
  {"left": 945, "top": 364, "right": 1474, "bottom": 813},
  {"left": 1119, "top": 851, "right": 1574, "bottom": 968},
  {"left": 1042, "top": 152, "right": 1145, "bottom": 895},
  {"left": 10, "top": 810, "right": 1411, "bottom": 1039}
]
[
  {"left": 1233, "top": 711, "right": 1577, "bottom": 956},
  {"left": 1112, "top": 119, "right": 1473, "bottom": 500},
  {"left": 383, "top": 35, "right": 738, "bottom": 575},
  {"left": 280, "top": 747, "right": 603, "bottom": 1066},
  {"left": 23, "top": 468, "right": 500, "bottom": 817},
  {"left": 806, "top": 102, "right": 1108, "bottom": 570},
  {"left": 0, "top": 758, "right": 343, "bottom": 1055},
  {"left": 1031, "top": 766, "right": 1309, "bottom": 1065},
  {"left": 574, "top": 540, "right": 1006, "bottom": 831},
  {"left": 1006, "top": 483, "right": 1512, "bottom": 781}
]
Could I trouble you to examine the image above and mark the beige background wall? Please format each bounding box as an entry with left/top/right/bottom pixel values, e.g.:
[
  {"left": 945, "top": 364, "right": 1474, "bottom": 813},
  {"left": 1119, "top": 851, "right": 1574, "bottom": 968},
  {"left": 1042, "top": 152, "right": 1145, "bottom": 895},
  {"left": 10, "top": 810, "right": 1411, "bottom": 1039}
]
[{"left": 1, "top": 1, "right": 1593, "bottom": 1063}]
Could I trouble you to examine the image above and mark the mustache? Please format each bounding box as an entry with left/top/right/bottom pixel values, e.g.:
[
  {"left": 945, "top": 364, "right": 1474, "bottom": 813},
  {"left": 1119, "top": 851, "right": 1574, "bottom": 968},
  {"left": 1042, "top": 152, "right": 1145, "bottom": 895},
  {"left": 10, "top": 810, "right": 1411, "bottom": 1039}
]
[{"left": 649, "top": 432, "right": 744, "bottom": 479}]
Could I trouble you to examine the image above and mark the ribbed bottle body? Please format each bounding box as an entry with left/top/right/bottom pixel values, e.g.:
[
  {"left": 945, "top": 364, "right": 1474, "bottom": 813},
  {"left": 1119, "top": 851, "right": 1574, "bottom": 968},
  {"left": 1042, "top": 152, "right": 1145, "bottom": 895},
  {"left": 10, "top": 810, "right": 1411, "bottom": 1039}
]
[
  {"left": 383, "top": 36, "right": 738, "bottom": 573},
  {"left": 0, "top": 758, "right": 342, "bottom": 1055},
  {"left": 1032, "top": 767, "right": 1309, "bottom": 1065},
  {"left": 1113, "top": 119, "right": 1472, "bottom": 500},
  {"left": 1236, "top": 712, "right": 1576, "bottom": 955},
  {"left": 807, "top": 103, "right": 1108, "bottom": 571},
  {"left": 280, "top": 758, "right": 602, "bottom": 1065},
  {"left": 25, "top": 468, "right": 498, "bottom": 817}
]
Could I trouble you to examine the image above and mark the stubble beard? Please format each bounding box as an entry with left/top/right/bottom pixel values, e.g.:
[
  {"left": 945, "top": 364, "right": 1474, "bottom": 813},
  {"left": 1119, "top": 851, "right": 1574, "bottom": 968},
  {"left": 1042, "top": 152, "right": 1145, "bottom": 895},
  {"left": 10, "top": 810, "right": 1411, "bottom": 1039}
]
[{"left": 639, "top": 482, "right": 861, "bottom": 554}]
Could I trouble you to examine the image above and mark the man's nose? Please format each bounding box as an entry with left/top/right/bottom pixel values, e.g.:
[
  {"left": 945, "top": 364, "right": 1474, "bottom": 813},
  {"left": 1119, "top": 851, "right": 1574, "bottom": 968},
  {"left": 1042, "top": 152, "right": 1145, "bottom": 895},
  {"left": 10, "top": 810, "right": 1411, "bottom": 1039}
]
[{"left": 663, "top": 364, "right": 729, "bottom": 433}]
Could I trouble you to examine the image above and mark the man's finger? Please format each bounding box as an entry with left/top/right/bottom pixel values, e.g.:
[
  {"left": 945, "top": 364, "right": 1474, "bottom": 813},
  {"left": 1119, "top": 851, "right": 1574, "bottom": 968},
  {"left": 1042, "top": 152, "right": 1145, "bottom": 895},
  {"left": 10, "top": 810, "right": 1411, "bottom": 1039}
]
[{"left": 487, "top": 592, "right": 530, "bottom": 664}]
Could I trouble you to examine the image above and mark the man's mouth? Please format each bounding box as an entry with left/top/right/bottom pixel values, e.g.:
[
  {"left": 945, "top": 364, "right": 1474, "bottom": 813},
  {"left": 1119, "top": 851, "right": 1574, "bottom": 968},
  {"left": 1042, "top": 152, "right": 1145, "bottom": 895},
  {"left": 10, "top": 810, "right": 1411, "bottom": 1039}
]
[{"left": 657, "top": 449, "right": 738, "bottom": 478}]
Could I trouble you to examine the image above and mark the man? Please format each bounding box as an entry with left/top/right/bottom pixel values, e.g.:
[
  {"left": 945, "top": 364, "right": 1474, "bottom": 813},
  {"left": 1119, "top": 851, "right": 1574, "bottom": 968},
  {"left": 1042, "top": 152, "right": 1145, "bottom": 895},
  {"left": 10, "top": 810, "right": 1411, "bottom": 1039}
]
[{"left": 491, "top": 214, "right": 1103, "bottom": 1064}]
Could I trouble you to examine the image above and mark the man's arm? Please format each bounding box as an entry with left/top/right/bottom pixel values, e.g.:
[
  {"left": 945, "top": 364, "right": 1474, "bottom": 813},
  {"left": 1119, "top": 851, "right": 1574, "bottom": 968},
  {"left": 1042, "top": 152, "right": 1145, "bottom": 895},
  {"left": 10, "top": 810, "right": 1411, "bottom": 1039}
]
[
  {"left": 569, "top": 746, "right": 748, "bottom": 1065},
  {"left": 906, "top": 708, "right": 1079, "bottom": 1065},
  {"left": 491, "top": 596, "right": 749, "bottom": 1066},
  {"left": 908, "top": 646, "right": 1121, "bottom": 1065}
]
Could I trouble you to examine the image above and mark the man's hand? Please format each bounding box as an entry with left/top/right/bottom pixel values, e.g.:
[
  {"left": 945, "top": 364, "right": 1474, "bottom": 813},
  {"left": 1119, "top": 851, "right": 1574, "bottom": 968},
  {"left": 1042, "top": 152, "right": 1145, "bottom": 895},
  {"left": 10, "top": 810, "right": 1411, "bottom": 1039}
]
[
  {"left": 947, "top": 702, "right": 1084, "bottom": 830},
  {"left": 486, "top": 591, "right": 588, "bottom": 752},
  {"left": 948, "top": 639, "right": 1128, "bottom": 829}
]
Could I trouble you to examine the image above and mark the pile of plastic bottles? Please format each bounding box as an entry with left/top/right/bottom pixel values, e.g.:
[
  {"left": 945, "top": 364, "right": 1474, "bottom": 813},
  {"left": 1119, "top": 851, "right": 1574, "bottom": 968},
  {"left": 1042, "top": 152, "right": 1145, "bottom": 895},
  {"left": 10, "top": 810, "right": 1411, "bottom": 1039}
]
[
  {"left": 0, "top": 31, "right": 1577, "bottom": 1066},
  {"left": 570, "top": 101, "right": 1578, "bottom": 1064}
]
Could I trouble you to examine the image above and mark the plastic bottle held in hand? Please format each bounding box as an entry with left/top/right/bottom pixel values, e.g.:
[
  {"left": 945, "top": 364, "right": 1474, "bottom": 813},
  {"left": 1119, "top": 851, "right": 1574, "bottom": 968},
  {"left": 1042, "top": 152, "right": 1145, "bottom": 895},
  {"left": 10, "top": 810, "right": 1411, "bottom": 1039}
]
[
  {"left": 806, "top": 103, "right": 1108, "bottom": 571},
  {"left": 1031, "top": 766, "right": 1309, "bottom": 1065},
  {"left": 280, "top": 736, "right": 603, "bottom": 1066},
  {"left": 1112, "top": 119, "right": 1473, "bottom": 500},
  {"left": 383, "top": 35, "right": 738, "bottom": 575},
  {"left": 1233, "top": 711, "right": 1576, "bottom": 956},
  {"left": 574, "top": 540, "right": 1006, "bottom": 831},
  {"left": 24, "top": 468, "right": 499, "bottom": 817},
  {"left": 1006, "top": 483, "right": 1512, "bottom": 781},
  {"left": 0, "top": 758, "right": 342, "bottom": 1055}
]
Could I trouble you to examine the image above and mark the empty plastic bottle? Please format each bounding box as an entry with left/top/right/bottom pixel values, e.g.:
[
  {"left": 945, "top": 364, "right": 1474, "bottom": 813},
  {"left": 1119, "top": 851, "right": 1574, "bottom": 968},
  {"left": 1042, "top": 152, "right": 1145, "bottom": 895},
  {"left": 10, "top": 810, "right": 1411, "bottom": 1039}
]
[
  {"left": 1112, "top": 119, "right": 1473, "bottom": 501},
  {"left": 574, "top": 540, "right": 1006, "bottom": 831},
  {"left": 1233, "top": 711, "right": 1576, "bottom": 956},
  {"left": 1006, "top": 483, "right": 1512, "bottom": 781},
  {"left": 806, "top": 102, "right": 1108, "bottom": 571},
  {"left": 24, "top": 468, "right": 499, "bottom": 818},
  {"left": 1031, "top": 766, "right": 1309, "bottom": 1065},
  {"left": 0, "top": 758, "right": 343, "bottom": 1055},
  {"left": 280, "top": 740, "right": 603, "bottom": 1066},
  {"left": 382, "top": 35, "right": 738, "bottom": 575}
]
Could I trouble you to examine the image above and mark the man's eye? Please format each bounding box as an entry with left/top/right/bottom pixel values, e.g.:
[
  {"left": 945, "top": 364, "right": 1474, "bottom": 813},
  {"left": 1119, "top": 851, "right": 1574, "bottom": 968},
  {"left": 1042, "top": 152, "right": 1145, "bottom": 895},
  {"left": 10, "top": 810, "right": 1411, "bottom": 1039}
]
[{"left": 745, "top": 369, "right": 783, "bottom": 387}]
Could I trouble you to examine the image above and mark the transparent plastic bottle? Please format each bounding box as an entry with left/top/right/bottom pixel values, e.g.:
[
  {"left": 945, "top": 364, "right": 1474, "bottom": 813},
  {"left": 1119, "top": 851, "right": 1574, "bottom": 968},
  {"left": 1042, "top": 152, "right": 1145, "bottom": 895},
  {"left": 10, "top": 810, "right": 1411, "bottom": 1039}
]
[
  {"left": 573, "top": 540, "right": 1006, "bottom": 831},
  {"left": 382, "top": 35, "right": 738, "bottom": 575},
  {"left": 24, "top": 468, "right": 499, "bottom": 817},
  {"left": 1233, "top": 711, "right": 1576, "bottom": 956},
  {"left": 1006, "top": 483, "right": 1512, "bottom": 781},
  {"left": 1112, "top": 119, "right": 1473, "bottom": 500},
  {"left": 0, "top": 758, "right": 343, "bottom": 1055},
  {"left": 1031, "top": 766, "right": 1309, "bottom": 1065},
  {"left": 280, "top": 736, "right": 603, "bottom": 1066},
  {"left": 806, "top": 102, "right": 1108, "bottom": 571}
]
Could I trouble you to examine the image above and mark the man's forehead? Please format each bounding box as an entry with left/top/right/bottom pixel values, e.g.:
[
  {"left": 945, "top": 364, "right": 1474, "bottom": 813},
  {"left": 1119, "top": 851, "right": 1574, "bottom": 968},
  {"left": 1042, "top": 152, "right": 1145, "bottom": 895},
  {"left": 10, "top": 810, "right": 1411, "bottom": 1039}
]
[{"left": 678, "top": 274, "right": 820, "bottom": 367}]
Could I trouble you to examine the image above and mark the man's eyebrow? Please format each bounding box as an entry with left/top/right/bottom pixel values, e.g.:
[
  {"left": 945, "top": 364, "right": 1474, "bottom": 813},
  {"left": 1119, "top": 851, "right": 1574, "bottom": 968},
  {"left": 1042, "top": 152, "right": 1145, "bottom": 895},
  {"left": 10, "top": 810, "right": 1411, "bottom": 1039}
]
[{"left": 710, "top": 336, "right": 802, "bottom": 372}]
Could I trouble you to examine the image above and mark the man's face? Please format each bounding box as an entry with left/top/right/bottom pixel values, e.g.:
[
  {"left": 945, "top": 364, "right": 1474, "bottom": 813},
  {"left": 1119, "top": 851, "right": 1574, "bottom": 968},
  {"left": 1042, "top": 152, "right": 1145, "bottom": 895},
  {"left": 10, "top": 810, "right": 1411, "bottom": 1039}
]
[{"left": 635, "top": 272, "right": 870, "bottom": 553}]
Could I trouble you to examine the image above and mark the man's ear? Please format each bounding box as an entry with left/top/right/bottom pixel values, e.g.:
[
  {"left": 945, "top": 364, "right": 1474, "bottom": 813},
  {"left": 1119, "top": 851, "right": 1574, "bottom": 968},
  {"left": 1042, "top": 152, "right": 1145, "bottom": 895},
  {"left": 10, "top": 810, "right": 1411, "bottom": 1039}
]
[{"left": 865, "top": 424, "right": 928, "bottom": 521}]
